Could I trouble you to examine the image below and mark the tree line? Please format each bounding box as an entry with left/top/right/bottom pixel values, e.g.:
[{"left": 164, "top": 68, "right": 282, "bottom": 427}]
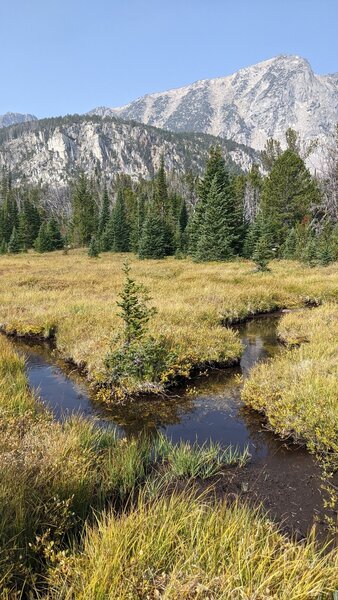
[{"left": 0, "top": 127, "right": 337, "bottom": 267}]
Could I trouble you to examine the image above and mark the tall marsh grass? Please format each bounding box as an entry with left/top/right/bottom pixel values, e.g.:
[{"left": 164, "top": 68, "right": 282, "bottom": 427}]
[
  {"left": 47, "top": 489, "right": 338, "bottom": 600},
  {"left": 0, "top": 335, "right": 249, "bottom": 595},
  {"left": 0, "top": 251, "right": 337, "bottom": 393},
  {"left": 241, "top": 304, "right": 338, "bottom": 453}
]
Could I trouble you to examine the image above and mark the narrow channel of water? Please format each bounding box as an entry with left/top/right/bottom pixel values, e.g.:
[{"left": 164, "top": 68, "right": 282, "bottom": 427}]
[
  {"left": 13, "top": 315, "right": 294, "bottom": 460},
  {"left": 11, "top": 314, "right": 328, "bottom": 537}
]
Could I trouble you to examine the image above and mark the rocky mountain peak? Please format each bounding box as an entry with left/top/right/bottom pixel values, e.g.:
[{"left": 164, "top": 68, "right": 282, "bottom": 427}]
[{"left": 89, "top": 55, "right": 337, "bottom": 169}]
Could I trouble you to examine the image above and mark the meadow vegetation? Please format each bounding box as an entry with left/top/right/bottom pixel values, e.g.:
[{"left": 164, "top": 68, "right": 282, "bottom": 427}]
[
  {"left": 47, "top": 490, "right": 338, "bottom": 600},
  {"left": 0, "top": 251, "right": 337, "bottom": 397},
  {"left": 241, "top": 303, "right": 338, "bottom": 455},
  {"left": 0, "top": 334, "right": 251, "bottom": 596}
]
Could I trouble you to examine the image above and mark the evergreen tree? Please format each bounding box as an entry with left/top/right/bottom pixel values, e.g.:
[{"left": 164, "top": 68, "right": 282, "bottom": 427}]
[
  {"left": 130, "top": 194, "right": 146, "bottom": 253},
  {"left": 175, "top": 199, "right": 189, "bottom": 256},
  {"left": 260, "top": 149, "right": 320, "bottom": 250},
  {"left": 243, "top": 164, "right": 262, "bottom": 224},
  {"left": 154, "top": 156, "right": 168, "bottom": 216},
  {"left": 281, "top": 228, "right": 297, "bottom": 259},
  {"left": 35, "top": 223, "right": 52, "bottom": 253},
  {"left": 301, "top": 236, "right": 318, "bottom": 267},
  {"left": 98, "top": 187, "right": 110, "bottom": 238},
  {"left": 139, "top": 210, "right": 166, "bottom": 259},
  {"left": 47, "top": 218, "right": 64, "bottom": 250},
  {"left": 252, "top": 235, "right": 272, "bottom": 271},
  {"left": 194, "top": 176, "right": 234, "bottom": 262},
  {"left": 316, "top": 227, "right": 335, "bottom": 266},
  {"left": 21, "top": 198, "right": 41, "bottom": 247},
  {"left": 189, "top": 146, "right": 238, "bottom": 258},
  {"left": 71, "top": 173, "right": 98, "bottom": 246},
  {"left": 0, "top": 240, "right": 7, "bottom": 254},
  {"left": 88, "top": 235, "right": 100, "bottom": 257},
  {"left": 111, "top": 189, "right": 130, "bottom": 252},
  {"left": 8, "top": 227, "right": 20, "bottom": 254},
  {"left": 17, "top": 211, "right": 30, "bottom": 251},
  {"left": 116, "top": 262, "right": 157, "bottom": 345},
  {"left": 0, "top": 195, "right": 19, "bottom": 243},
  {"left": 154, "top": 158, "right": 175, "bottom": 254}
]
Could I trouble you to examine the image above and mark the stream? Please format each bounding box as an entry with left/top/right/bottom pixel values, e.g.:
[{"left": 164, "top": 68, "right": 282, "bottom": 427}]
[{"left": 11, "top": 314, "right": 330, "bottom": 539}]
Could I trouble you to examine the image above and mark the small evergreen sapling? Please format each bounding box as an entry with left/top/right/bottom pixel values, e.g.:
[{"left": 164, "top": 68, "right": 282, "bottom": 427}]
[
  {"left": 105, "top": 263, "right": 175, "bottom": 393},
  {"left": 117, "top": 261, "right": 157, "bottom": 346},
  {"left": 252, "top": 235, "right": 272, "bottom": 271}
]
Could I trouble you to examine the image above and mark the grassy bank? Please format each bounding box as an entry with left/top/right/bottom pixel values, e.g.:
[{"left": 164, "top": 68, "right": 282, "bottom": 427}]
[
  {"left": 241, "top": 304, "right": 338, "bottom": 454},
  {"left": 0, "top": 334, "right": 250, "bottom": 596},
  {"left": 47, "top": 490, "right": 338, "bottom": 600},
  {"left": 0, "top": 251, "right": 337, "bottom": 395}
]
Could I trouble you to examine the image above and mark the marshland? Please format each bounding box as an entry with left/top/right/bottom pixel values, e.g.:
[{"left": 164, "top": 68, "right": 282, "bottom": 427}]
[{"left": 0, "top": 132, "right": 337, "bottom": 598}]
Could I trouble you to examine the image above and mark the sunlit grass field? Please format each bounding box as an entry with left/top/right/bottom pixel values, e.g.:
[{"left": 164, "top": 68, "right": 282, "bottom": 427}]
[
  {"left": 47, "top": 490, "right": 338, "bottom": 600},
  {"left": 3, "top": 333, "right": 337, "bottom": 599},
  {"left": 0, "top": 250, "right": 337, "bottom": 391},
  {"left": 241, "top": 304, "right": 338, "bottom": 453}
]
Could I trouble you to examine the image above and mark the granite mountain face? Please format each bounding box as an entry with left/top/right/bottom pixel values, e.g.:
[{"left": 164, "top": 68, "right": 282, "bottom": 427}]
[
  {"left": 0, "top": 116, "right": 259, "bottom": 186},
  {"left": 90, "top": 55, "right": 337, "bottom": 169},
  {"left": 0, "top": 112, "right": 37, "bottom": 128},
  {"left": 0, "top": 55, "right": 336, "bottom": 184}
]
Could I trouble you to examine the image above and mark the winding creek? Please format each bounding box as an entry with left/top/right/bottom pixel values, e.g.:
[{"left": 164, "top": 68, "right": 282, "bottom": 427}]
[{"left": 11, "top": 314, "right": 331, "bottom": 540}]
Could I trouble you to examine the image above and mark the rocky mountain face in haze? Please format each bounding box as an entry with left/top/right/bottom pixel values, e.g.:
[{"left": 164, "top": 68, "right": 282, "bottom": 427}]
[
  {"left": 0, "top": 115, "right": 259, "bottom": 186},
  {"left": 90, "top": 55, "right": 337, "bottom": 169},
  {"left": 0, "top": 112, "right": 37, "bottom": 128}
]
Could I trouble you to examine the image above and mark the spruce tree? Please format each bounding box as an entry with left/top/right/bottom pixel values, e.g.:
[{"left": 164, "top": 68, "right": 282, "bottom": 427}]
[
  {"left": 8, "top": 227, "right": 20, "bottom": 254},
  {"left": 281, "top": 228, "right": 297, "bottom": 259},
  {"left": 130, "top": 194, "right": 146, "bottom": 253},
  {"left": 47, "top": 218, "right": 64, "bottom": 250},
  {"left": 98, "top": 187, "right": 110, "bottom": 238},
  {"left": 252, "top": 235, "right": 272, "bottom": 271},
  {"left": 116, "top": 262, "right": 156, "bottom": 345},
  {"left": 71, "top": 173, "right": 98, "bottom": 246},
  {"left": 155, "top": 156, "right": 168, "bottom": 216},
  {"left": 111, "top": 189, "right": 130, "bottom": 252},
  {"left": 260, "top": 149, "right": 320, "bottom": 250},
  {"left": 189, "top": 146, "right": 237, "bottom": 258},
  {"left": 35, "top": 223, "right": 52, "bottom": 253},
  {"left": 301, "top": 236, "right": 318, "bottom": 267},
  {"left": 17, "top": 211, "right": 30, "bottom": 251},
  {"left": 88, "top": 235, "right": 100, "bottom": 257},
  {"left": 195, "top": 176, "right": 234, "bottom": 262},
  {"left": 154, "top": 158, "right": 175, "bottom": 254},
  {"left": 139, "top": 210, "right": 166, "bottom": 259},
  {"left": 175, "top": 199, "right": 189, "bottom": 256}
]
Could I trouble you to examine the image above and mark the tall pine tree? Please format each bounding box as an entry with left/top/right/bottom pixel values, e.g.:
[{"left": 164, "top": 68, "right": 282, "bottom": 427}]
[{"left": 194, "top": 176, "right": 234, "bottom": 262}]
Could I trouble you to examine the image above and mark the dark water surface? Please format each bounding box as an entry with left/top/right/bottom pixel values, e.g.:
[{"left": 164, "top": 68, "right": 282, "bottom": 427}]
[
  {"left": 10, "top": 315, "right": 332, "bottom": 537},
  {"left": 14, "top": 315, "right": 293, "bottom": 461}
]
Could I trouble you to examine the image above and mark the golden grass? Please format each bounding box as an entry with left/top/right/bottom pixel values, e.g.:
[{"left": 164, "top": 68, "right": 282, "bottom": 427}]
[
  {"left": 47, "top": 489, "right": 338, "bottom": 600},
  {"left": 1, "top": 328, "right": 338, "bottom": 598},
  {"left": 0, "top": 334, "right": 250, "bottom": 595},
  {"left": 0, "top": 251, "right": 337, "bottom": 391},
  {"left": 241, "top": 304, "right": 338, "bottom": 453}
]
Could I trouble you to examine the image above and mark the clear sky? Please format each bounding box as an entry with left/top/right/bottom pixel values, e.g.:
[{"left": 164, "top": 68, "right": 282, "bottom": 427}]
[{"left": 0, "top": 0, "right": 337, "bottom": 118}]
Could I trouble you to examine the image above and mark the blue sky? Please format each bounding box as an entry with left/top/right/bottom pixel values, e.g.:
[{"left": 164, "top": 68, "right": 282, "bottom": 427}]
[{"left": 0, "top": 0, "right": 337, "bottom": 117}]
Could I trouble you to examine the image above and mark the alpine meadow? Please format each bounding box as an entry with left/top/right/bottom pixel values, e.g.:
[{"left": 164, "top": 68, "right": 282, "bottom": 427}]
[{"left": 0, "top": 5, "right": 337, "bottom": 597}]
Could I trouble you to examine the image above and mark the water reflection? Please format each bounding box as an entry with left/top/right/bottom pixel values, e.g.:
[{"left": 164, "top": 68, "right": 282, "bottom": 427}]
[{"left": 12, "top": 314, "right": 288, "bottom": 462}]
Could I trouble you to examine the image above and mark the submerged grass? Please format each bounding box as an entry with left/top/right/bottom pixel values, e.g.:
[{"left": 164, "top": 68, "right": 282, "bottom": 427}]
[
  {"left": 241, "top": 304, "right": 338, "bottom": 454},
  {"left": 0, "top": 251, "right": 337, "bottom": 394},
  {"left": 47, "top": 488, "right": 338, "bottom": 600},
  {"left": 155, "top": 435, "right": 250, "bottom": 479}
]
